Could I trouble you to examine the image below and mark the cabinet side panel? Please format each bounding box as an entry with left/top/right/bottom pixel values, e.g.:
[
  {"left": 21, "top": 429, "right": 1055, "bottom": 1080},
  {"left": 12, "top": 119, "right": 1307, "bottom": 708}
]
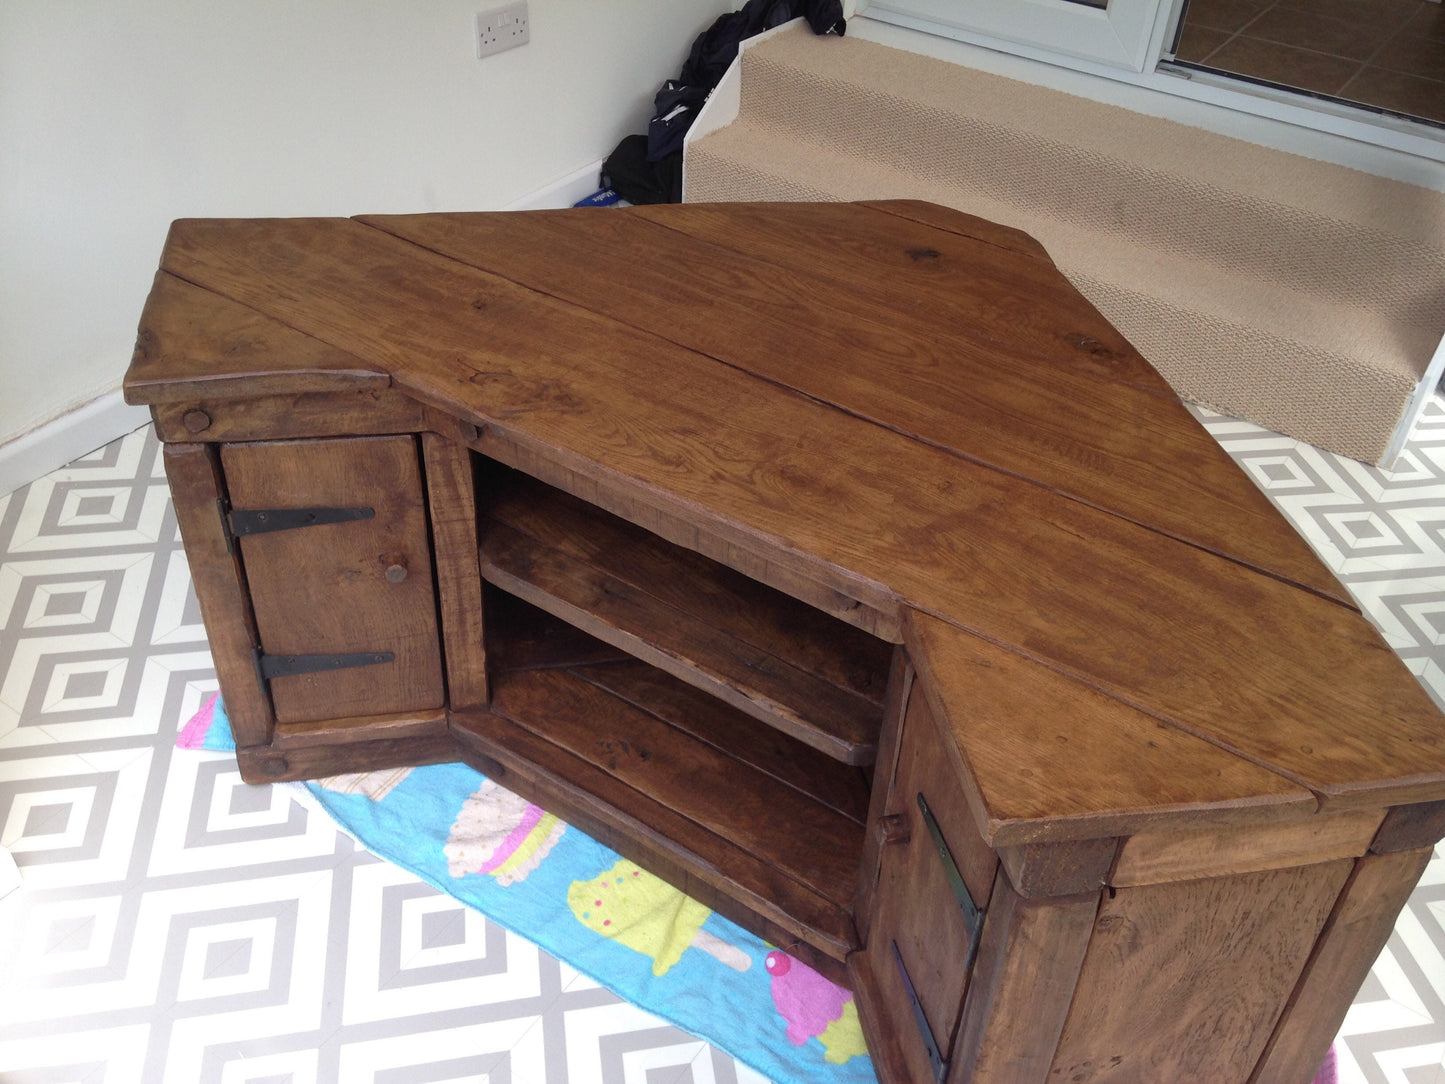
[
  {"left": 422, "top": 433, "right": 488, "bottom": 710},
  {"left": 222, "top": 436, "right": 444, "bottom": 723},
  {"left": 1250, "top": 847, "right": 1433, "bottom": 1084},
  {"left": 1049, "top": 859, "right": 1354, "bottom": 1083},
  {"left": 162, "top": 442, "right": 272, "bottom": 747}
]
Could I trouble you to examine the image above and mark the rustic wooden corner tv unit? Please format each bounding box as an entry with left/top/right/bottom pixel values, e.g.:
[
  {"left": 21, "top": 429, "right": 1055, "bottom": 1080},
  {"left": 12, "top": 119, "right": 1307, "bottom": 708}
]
[{"left": 124, "top": 200, "right": 1445, "bottom": 1084}]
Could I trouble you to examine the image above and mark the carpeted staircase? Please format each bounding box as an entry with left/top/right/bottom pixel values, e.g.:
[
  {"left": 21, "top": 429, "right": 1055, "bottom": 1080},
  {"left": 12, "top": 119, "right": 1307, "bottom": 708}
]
[{"left": 683, "top": 22, "right": 1445, "bottom": 465}]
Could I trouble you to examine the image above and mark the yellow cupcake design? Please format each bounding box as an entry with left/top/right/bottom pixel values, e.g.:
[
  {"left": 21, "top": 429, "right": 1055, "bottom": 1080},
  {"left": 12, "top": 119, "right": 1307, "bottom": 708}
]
[{"left": 569, "top": 859, "right": 750, "bottom": 976}]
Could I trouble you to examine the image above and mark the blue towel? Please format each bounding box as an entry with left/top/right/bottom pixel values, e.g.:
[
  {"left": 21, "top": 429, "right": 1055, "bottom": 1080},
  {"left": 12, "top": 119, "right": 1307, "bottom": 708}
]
[{"left": 187, "top": 695, "right": 878, "bottom": 1084}]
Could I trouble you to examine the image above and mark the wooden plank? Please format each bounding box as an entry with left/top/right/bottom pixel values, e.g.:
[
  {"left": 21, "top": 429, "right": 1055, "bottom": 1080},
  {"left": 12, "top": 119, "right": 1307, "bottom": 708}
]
[
  {"left": 366, "top": 204, "right": 1350, "bottom": 609},
  {"left": 950, "top": 872, "right": 1099, "bottom": 1084},
  {"left": 272, "top": 707, "right": 449, "bottom": 749},
  {"left": 156, "top": 215, "right": 1445, "bottom": 813},
  {"left": 221, "top": 436, "right": 444, "bottom": 724},
  {"left": 480, "top": 518, "right": 882, "bottom": 764},
  {"left": 422, "top": 431, "right": 489, "bottom": 710},
  {"left": 152, "top": 387, "right": 424, "bottom": 443},
  {"left": 486, "top": 666, "right": 865, "bottom": 908},
  {"left": 474, "top": 429, "right": 901, "bottom": 641},
  {"left": 861, "top": 198, "right": 1055, "bottom": 261},
  {"left": 1370, "top": 799, "right": 1445, "bottom": 854},
  {"left": 870, "top": 790, "right": 990, "bottom": 1075},
  {"left": 571, "top": 660, "right": 872, "bottom": 825},
  {"left": 1049, "top": 859, "right": 1354, "bottom": 1083},
  {"left": 482, "top": 463, "right": 893, "bottom": 708},
  {"left": 1250, "top": 848, "right": 1433, "bottom": 1084},
  {"left": 236, "top": 731, "right": 459, "bottom": 784},
  {"left": 1112, "top": 807, "right": 1386, "bottom": 887},
  {"left": 997, "top": 838, "right": 1118, "bottom": 898},
  {"left": 855, "top": 647, "right": 913, "bottom": 941},
  {"left": 449, "top": 705, "right": 858, "bottom": 972},
  {"left": 162, "top": 442, "right": 272, "bottom": 747},
  {"left": 629, "top": 202, "right": 1151, "bottom": 393},
  {"left": 887, "top": 690, "right": 1000, "bottom": 916},
  {"left": 908, "top": 611, "right": 1317, "bottom": 845},
  {"left": 863, "top": 682, "right": 1003, "bottom": 1079},
  {"left": 868, "top": 853, "right": 975, "bottom": 1079},
  {"left": 126, "top": 270, "right": 388, "bottom": 404}
]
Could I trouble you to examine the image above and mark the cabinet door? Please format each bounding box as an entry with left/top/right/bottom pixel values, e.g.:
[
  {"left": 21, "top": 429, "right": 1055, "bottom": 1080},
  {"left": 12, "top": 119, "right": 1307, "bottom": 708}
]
[
  {"left": 221, "top": 436, "right": 444, "bottom": 724},
  {"left": 869, "top": 689, "right": 999, "bottom": 1081}
]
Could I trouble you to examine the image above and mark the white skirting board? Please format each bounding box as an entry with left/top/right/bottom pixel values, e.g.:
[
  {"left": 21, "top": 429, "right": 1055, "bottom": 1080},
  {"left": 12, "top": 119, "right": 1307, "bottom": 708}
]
[
  {"left": 504, "top": 158, "right": 608, "bottom": 210},
  {"left": 0, "top": 390, "right": 151, "bottom": 500}
]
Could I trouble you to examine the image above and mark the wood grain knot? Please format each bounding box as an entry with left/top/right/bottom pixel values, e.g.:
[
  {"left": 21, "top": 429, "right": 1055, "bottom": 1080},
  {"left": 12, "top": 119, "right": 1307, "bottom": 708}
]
[{"left": 1064, "top": 333, "right": 1118, "bottom": 359}]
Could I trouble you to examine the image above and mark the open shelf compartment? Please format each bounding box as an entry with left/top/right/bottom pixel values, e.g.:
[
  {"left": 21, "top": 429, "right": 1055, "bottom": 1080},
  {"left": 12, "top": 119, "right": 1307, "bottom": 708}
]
[
  {"left": 451, "top": 592, "right": 871, "bottom": 976},
  {"left": 474, "top": 459, "right": 892, "bottom": 765}
]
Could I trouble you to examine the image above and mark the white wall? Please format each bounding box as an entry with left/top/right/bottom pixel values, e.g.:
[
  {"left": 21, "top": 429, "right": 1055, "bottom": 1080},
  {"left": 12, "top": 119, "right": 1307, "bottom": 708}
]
[{"left": 0, "top": 0, "right": 731, "bottom": 450}]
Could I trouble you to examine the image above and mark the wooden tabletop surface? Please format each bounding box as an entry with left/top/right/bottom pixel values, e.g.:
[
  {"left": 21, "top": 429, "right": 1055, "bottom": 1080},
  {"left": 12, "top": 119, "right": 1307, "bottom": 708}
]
[{"left": 126, "top": 200, "right": 1445, "bottom": 842}]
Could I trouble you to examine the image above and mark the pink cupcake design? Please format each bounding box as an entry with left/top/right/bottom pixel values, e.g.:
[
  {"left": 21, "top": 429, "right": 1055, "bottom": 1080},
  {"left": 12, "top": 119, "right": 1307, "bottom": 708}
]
[
  {"left": 765, "top": 950, "right": 868, "bottom": 1064},
  {"left": 445, "top": 779, "right": 565, "bottom": 885}
]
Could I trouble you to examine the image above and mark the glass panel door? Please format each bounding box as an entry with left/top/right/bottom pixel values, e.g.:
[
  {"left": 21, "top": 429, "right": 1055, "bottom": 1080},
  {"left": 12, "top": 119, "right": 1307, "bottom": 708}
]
[{"left": 1165, "top": 0, "right": 1445, "bottom": 126}]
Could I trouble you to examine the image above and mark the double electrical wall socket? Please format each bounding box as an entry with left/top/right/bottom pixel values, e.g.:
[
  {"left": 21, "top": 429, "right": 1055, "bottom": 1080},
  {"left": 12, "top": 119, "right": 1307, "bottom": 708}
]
[{"left": 476, "top": 2, "right": 529, "bottom": 58}]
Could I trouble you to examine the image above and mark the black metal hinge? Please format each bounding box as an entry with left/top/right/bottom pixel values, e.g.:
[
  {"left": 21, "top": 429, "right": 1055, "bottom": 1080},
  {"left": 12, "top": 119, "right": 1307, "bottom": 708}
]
[
  {"left": 253, "top": 648, "right": 394, "bottom": 689},
  {"left": 231, "top": 504, "right": 374, "bottom": 538},
  {"left": 217, "top": 499, "right": 375, "bottom": 554}
]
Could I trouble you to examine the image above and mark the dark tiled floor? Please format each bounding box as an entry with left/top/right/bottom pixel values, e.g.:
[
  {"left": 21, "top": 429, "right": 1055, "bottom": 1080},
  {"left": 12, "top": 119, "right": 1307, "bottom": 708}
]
[{"left": 1174, "top": 0, "right": 1445, "bottom": 124}]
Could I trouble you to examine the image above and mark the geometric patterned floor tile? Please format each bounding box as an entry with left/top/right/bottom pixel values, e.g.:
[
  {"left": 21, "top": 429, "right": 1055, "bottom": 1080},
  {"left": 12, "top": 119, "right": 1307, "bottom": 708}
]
[{"left": 4, "top": 406, "right": 1445, "bottom": 1082}]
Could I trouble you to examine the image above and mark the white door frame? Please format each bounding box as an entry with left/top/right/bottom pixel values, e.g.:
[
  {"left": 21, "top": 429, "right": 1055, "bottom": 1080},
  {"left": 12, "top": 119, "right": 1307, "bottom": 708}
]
[
  {"left": 862, "top": 0, "right": 1163, "bottom": 71},
  {"left": 855, "top": 0, "right": 1445, "bottom": 165}
]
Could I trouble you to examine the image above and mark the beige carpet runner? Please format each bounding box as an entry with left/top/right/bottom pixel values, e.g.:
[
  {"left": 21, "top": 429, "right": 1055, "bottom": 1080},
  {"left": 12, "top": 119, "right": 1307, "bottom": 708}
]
[{"left": 684, "top": 23, "right": 1445, "bottom": 465}]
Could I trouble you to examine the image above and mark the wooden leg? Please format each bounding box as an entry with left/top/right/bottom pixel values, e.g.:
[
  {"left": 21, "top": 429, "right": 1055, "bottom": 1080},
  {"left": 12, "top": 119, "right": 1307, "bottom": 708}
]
[
  {"left": 422, "top": 431, "right": 489, "bottom": 710},
  {"left": 949, "top": 871, "right": 1098, "bottom": 1084},
  {"left": 163, "top": 442, "right": 272, "bottom": 748},
  {"left": 1250, "top": 847, "right": 1434, "bottom": 1084}
]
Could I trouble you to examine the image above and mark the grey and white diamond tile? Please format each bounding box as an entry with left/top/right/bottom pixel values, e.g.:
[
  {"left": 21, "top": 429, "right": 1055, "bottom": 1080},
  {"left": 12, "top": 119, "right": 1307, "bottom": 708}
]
[
  {"left": 340, "top": 860, "right": 550, "bottom": 1021},
  {"left": 330, "top": 1022, "right": 526, "bottom": 1082},
  {"left": 0, "top": 1022, "right": 153, "bottom": 1082},
  {"left": 147, "top": 761, "right": 342, "bottom": 876},
  {"left": 543, "top": 984, "right": 709, "bottom": 1084},
  {"left": 0, "top": 747, "right": 153, "bottom": 889}
]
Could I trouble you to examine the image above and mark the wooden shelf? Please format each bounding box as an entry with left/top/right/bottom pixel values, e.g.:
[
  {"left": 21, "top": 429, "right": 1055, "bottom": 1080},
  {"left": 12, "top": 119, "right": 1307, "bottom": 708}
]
[
  {"left": 451, "top": 621, "right": 868, "bottom": 971},
  {"left": 476, "top": 464, "right": 891, "bottom": 765}
]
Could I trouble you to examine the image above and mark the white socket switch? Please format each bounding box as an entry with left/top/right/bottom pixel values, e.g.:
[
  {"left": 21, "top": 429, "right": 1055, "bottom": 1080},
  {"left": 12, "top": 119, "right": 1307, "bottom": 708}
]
[{"left": 476, "top": 3, "right": 530, "bottom": 58}]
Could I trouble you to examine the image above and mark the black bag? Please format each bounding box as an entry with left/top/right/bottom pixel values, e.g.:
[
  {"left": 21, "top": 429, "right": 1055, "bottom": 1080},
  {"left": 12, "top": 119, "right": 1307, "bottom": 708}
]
[{"left": 602, "top": 135, "right": 683, "bottom": 205}]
